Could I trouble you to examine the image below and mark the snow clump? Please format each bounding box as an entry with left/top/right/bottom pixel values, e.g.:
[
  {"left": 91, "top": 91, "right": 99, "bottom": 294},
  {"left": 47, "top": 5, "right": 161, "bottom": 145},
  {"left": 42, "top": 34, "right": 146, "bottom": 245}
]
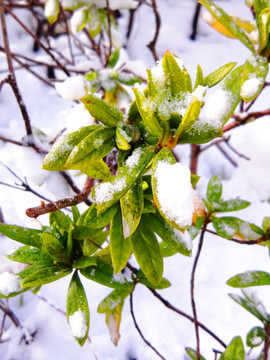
[
  {"left": 0, "top": 272, "right": 21, "bottom": 296},
  {"left": 154, "top": 161, "right": 195, "bottom": 229},
  {"left": 68, "top": 309, "right": 88, "bottom": 339}
]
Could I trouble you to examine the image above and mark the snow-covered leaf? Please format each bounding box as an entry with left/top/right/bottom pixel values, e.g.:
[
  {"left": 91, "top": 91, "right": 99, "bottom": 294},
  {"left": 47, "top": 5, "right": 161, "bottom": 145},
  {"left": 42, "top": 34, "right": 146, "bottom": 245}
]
[
  {"left": 81, "top": 94, "right": 123, "bottom": 127},
  {"left": 110, "top": 204, "right": 131, "bottom": 274},
  {"left": 199, "top": 0, "right": 255, "bottom": 52},
  {"left": 131, "top": 220, "right": 163, "bottom": 287},
  {"left": 227, "top": 270, "right": 270, "bottom": 288},
  {"left": 202, "top": 62, "right": 237, "bottom": 88},
  {"left": 92, "top": 146, "right": 157, "bottom": 214},
  {"left": 0, "top": 272, "right": 24, "bottom": 298},
  {"left": 44, "top": 0, "right": 60, "bottom": 24},
  {"left": 120, "top": 176, "right": 143, "bottom": 238},
  {"left": 212, "top": 216, "right": 261, "bottom": 240},
  {"left": 219, "top": 336, "right": 245, "bottom": 360},
  {"left": 152, "top": 148, "right": 195, "bottom": 230},
  {"left": 240, "top": 54, "right": 268, "bottom": 103},
  {"left": 254, "top": 0, "right": 269, "bottom": 27},
  {"left": 67, "top": 271, "right": 90, "bottom": 346},
  {"left": 0, "top": 223, "right": 42, "bottom": 248},
  {"left": 206, "top": 175, "right": 222, "bottom": 203},
  {"left": 43, "top": 126, "right": 97, "bottom": 171},
  {"left": 229, "top": 290, "right": 268, "bottom": 323},
  {"left": 246, "top": 326, "right": 265, "bottom": 347}
]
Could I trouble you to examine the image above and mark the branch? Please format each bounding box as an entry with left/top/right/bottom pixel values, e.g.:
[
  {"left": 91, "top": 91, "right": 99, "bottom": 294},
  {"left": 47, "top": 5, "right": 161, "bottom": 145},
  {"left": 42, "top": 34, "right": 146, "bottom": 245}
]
[
  {"left": 105, "top": 0, "right": 113, "bottom": 66},
  {"left": 129, "top": 291, "right": 167, "bottom": 360},
  {"left": 205, "top": 228, "right": 268, "bottom": 245},
  {"left": 25, "top": 177, "right": 93, "bottom": 218},
  {"left": 147, "top": 0, "right": 161, "bottom": 62},
  {"left": 190, "top": 3, "right": 202, "bottom": 40},
  {"left": 223, "top": 109, "right": 270, "bottom": 133},
  {"left": 190, "top": 227, "right": 206, "bottom": 359}
]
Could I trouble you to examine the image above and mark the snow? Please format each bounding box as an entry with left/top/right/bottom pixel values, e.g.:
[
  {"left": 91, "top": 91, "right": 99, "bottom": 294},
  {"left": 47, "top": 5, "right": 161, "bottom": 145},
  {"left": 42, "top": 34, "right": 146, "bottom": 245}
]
[
  {"left": 1, "top": 1, "right": 270, "bottom": 359},
  {"left": 0, "top": 272, "right": 21, "bottom": 296},
  {"left": 55, "top": 76, "right": 86, "bottom": 100},
  {"left": 68, "top": 310, "right": 88, "bottom": 339},
  {"left": 240, "top": 77, "right": 263, "bottom": 99},
  {"left": 94, "top": 177, "right": 126, "bottom": 204},
  {"left": 154, "top": 161, "right": 195, "bottom": 229},
  {"left": 125, "top": 147, "right": 142, "bottom": 170}
]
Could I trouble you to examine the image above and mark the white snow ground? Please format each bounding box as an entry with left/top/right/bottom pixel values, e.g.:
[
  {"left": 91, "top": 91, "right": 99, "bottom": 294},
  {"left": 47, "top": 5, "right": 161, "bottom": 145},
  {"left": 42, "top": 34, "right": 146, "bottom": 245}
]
[{"left": 1, "top": 0, "right": 270, "bottom": 359}]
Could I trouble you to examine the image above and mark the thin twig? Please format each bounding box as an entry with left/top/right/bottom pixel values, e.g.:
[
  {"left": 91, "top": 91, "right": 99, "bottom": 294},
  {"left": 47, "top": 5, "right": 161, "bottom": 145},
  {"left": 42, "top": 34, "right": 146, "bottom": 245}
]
[
  {"left": 215, "top": 143, "right": 238, "bottom": 167},
  {"left": 129, "top": 291, "right": 167, "bottom": 360},
  {"left": 223, "top": 109, "right": 270, "bottom": 133},
  {"left": 190, "top": 227, "right": 206, "bottom": 360},
  {"left": 105, "top": 0, "right": 113, "bottom": 66},
  {"left": 25, "top": 177, "right": 93, "bottom": 218},
  {"left": 147, "top": 0, "right": 161, "bottom": 62},
  {"left": 148, "top": 288, "right": 226, "bottom": 349},
  {"left": 190, "top": 3, "right": 201, "bottom": 40}
]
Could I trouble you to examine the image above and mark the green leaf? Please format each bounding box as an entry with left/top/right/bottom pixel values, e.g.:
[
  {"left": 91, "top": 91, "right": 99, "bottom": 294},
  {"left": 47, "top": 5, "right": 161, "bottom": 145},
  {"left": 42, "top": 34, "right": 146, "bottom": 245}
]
[
  {"left": 131, "top": 221, "right": 163, "bottom": 287},
  {"left": 162, "top": 50, "right": 191, "bottom": 95},
  {"left": 110, "top": 204, "right": 131, "bottom": 274},
  {"left": 219, "top": 336, "right": 245, "bottom": 360},
  {"left": 72, "top": 256, "right": 97, "bottom": 269},
  {"left": 207, "top": 176, "right": 222, "bottom": 203},
  {"left": 77, "top": 203, "right": 118, "bottom": 229},
  {"left": 199, "top": 0, "right": 255, "bottom": 52},
  {"left": 227, "top": 270, "right": 270, "bottom": 288},
  {"left": 64, "top": 127, "right": 115, "bottom": 169},
  {"left": 97, "top": 288, "right": 132, "bottom": 313},
  {"left": 66, "top": 271, "right": 89, "bottom": 346},
  {"left": 258, "top": 9, "right": 270, "bottom": 54},
  {"left": 72, "top": 225, "right": 104, "bottom": 240},
  {"left": 72, "top": 206, "right": 80, "bottom": 224},
  {"left": 212, "top": 216, "right": 261, "bottom": 240},
  {"left": 193, "top": 64, "right": 204, "bottom": 90},
  {"left": 6, "top": 246, "right": 53, "bottom": 265},
  {"left": 215, "top": 199, "right": 250, "bottom": 212},
  {"left": 240, "top": 54, "right": 268, "bottom": 103},
  {"left": 107, "top": 48, "right": 120, "bottom": 68},
  {"left": 202, "top": 62, "right": 237, "bottom": 88},
  {"left": 82, "top": 231, "right": 109, "bottom": 256},
  {"left": 116, "top": 126, "right": 131, "bottom": 150},
  {"left": 120, "top": 176, "right": 144, "bottom": 238},
  {"left": 41, "top": 232, "right": 70, "bottom": 264},
  {"left": 246, "top": 326, "right": 265, "bottom": 347},
  {"left": 185, "top": 348, "right": 206, "bottom": 360},
  {"left": 136, "top": 269, "right": 171, "bottom": 290},
  {"left": 21, "top": 263, "right": 72, "bottom": 288},
  {"left": 0, "top": 222, "right": 42, "bottom": 248},
  {"left": 254, "top": 0, "right": 269, "bottom": 27},
  {"left": 262, "top": 216, "right": 270, "bottom": 232},
  {"left": 143, "top": 213, "right": 192, "bottom": 256},
  {"left": 49, "top": 211, "right": 72, "bottom": 232},
  {"left": 92, "top": 146, "right": 157, "bottom": 214},
  {"left": 133, "top": 87, "right": 164, "bottom": 139},
  {"left": 81, "top": 94, "right": 123, "bottom": 127},
  {"left": 80, "top": 258, "right": 131, "bottom": 289},
  {"left": 43, "top": 126, "right": 97, "bottom": 171},
  {"left": 174, "top": 99, "right": 201, "bottom": 145},
  {"left": 229, "top": 290, "right": 268, "bottom": 323},
  {"left": 159, "top": 241, "right": 178, "bottom": 257}
]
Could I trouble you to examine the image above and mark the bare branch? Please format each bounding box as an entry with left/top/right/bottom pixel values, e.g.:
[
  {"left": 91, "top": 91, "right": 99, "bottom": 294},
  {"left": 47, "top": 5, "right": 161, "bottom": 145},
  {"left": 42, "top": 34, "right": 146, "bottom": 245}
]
[
  {"left": 129, "top": 291, "right": 167, "bottom": 360},
  {"left": 25, "top": 177, "right": 93, "bottom": 218},
  {"left": 147, "top": 0, "right": 161, "bottom": 62},
  {"left": 190, "top": 3, "right": 202, "bottom": 40}
]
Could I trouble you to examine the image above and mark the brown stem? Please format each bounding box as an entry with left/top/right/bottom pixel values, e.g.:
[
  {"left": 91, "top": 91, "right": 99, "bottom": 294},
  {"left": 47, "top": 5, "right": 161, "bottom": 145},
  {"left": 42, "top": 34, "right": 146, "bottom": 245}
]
[
  {"left": 105, "top": 0, "right": 113, "bottom": 66},
  {"left": 147, "top": 0, "right": 161, "bottom": 62},
  {"left": 148, "top": 288, "right": 226, "bottom": 349},
  {"left": 25, "top": 177, "right": 93, "bottom": 218},
  {"left": 263, "top": 324, "right": 270, "bottom": 360},
  {"left": 190, "top": 227, "right": 206, "bottom": 360},
  {"left": 205, "top": 228, "right": 267, "bottom": 245},
  {"left": 190, "top": 144, "right": 200, "bottom": 175},
  {"left": 215, "top": 143, "right": 238, "bottom": 167},
  {"left": 129, "top": 291, "right": 167, "bottom": 360},
  {"left": 223, "top": 109, "right": 270, "bottom": 133}
]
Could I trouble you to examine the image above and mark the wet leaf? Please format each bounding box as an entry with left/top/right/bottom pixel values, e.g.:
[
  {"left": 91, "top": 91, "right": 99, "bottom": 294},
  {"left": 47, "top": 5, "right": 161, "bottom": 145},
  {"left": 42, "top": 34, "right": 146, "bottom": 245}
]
[
  {"left": 6, "top": 246, "right": 52, "bottom": 265},
  {"left": 77, "top": 203, "right": 118, "bottom": 229},
  {"left": 41, "top": 232, "right": 70, "bottom": 264},
  {"left": 227, "top": 270, "right": 270, "bottom": 288},
  {"left": 0, "top": 223, "right": 42, "bottom": 248},
  {"left": 202, "top": 62, "right": 237, "bottom": 88}
]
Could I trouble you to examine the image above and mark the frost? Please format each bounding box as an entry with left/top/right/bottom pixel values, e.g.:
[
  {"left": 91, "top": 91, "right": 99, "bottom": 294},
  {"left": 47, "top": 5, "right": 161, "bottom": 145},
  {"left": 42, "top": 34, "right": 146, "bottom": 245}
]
[
  {"left": 203, "top": 88, "right": 235, "bottom": 126},
  {"left": 68, "top": 310, "right": 87, "bottom": 339},
  {"left": 125, "top": 148, "right": 142, "bottom": 170},
  {"left": 150, "top": 60, "right": 166, "bottom": 89},
  {"left": 240, "top": 77, "right": 263, "bottom": 99},
  {"left": 94, "top": 177, "right": 126, "bottom": 204},
  {"left": 0, "top": 272, "right": 21, "bottom": 296},
  {"left": 55, "top": 76, "right": 86, "bottom": 100},
  {"left": 112, "top": 272, "right": 126, "bottom": 284},
  {"left": 158, "top": 93, "right": 192, "bottom": 120},
  {"left": 154, "top": 161, "right": 195, "bottom": 229}
]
